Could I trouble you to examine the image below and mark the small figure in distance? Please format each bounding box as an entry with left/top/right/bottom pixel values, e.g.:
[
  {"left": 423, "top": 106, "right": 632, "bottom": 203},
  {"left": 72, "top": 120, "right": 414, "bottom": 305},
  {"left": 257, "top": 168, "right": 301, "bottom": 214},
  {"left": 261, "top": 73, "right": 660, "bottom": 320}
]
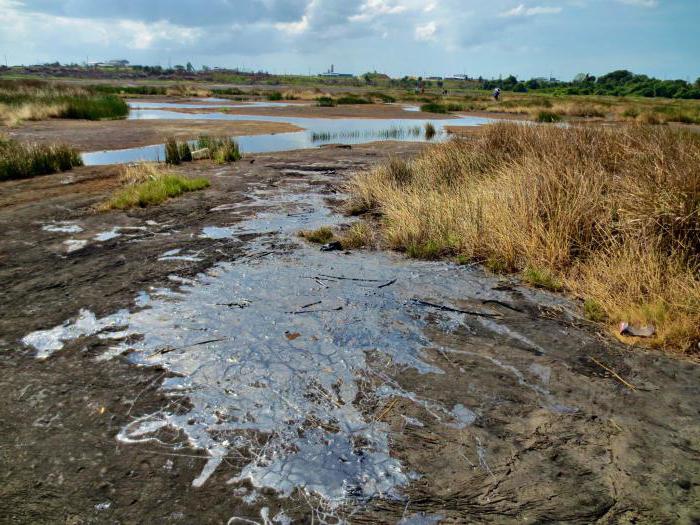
[{"left": 493, "top": 87, "right": 501, "bottom": 101}]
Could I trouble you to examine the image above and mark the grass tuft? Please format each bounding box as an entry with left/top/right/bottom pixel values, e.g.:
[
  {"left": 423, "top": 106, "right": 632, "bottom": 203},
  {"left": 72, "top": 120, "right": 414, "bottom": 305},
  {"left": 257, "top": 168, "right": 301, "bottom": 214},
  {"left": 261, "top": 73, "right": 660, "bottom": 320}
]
[
  {"left": 299, "top": 226, "right": 335, "bottom": 244},
  {"left": 535, "top": 110, "right": 562, "bottom": 123},
  {"left": 0, "top": 136, "right": 82, "bottom": 180},
  {"left": 101, "top": 163, "right": 209, "bottom": 210},
  {"left": 424, "top": 122, "right": 437, "bottom": 140},
  {"left": 522, "top": 266, "right": 563, "bottom": 291}
]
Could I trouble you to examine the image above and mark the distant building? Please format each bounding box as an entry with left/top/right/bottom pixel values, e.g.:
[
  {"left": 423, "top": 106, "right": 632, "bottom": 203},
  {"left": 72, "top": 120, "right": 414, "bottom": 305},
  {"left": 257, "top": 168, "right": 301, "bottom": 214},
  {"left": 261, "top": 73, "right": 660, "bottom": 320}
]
[
  {"left": 88, "top": 59, "right": 130, "bottom": 68},
  {"left": 319, "top": 64, "right": 354, "bottom": 78}
]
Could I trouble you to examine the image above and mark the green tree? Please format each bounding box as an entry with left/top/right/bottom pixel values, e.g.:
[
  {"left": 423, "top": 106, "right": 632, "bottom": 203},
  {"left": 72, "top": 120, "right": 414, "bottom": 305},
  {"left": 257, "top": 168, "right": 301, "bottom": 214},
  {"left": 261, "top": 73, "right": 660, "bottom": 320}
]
[{"left": 186, "top": 62, "right": 195, "bottom": 73}]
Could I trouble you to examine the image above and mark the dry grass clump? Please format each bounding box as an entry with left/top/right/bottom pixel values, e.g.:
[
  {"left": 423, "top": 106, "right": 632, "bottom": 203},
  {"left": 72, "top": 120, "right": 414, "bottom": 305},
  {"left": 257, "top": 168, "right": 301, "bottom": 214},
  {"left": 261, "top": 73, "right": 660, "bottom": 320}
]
[
  {"left": 346, "top": 122, "right": 700, "bottom": 352},
  {"left": 100, "top": 163, "right": 209, "bottom": 210},
  {"left": 0, "top": 102, "right": 67, "bottom": 126},
  {"left": 165, "top": 84, "right": 213, "bottom": 98},
  {"left": 298, "top": 223, "right": 375, "bottom": 250},
  {"left": 299, "top": 226, "right": 335, "bottom": 244}
]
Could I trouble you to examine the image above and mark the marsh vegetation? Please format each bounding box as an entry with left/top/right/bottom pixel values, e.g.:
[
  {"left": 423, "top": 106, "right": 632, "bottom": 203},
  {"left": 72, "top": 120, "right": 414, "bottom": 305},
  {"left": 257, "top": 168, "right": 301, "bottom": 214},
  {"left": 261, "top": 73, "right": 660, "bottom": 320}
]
[
  {"left": 165, "top": 135, "right": 242, "bottom": 164},
  {"left": 0, "top": 135, "right": 82, "bottom": 180},
  {"left": 0, "top": 80, "right": 128, "bottom": 125},
  {"left": 347, "top": 122, "right": 700, "bottom": 352}
]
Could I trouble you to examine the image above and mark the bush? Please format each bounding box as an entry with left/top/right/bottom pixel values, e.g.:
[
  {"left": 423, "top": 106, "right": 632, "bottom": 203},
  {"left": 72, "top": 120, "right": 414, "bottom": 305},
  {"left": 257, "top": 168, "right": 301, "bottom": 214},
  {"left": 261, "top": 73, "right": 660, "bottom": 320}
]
[
  {"left": 0, "top": 137, "right": 83, "bottom": 180},
  {"left": 425, "top": 122, "right": 436, "bottom": 140},
  {"left": 267, "top": 91, "right": 283, "bottom": 101}
]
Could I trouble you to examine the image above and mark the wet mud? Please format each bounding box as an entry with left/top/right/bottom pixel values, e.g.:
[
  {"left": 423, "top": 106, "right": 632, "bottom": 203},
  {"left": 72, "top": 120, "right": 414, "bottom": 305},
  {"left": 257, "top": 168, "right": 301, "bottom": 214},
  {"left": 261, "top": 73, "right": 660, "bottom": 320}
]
[{"left": 1, "top": 142, "right": 699, "bottom": 524}]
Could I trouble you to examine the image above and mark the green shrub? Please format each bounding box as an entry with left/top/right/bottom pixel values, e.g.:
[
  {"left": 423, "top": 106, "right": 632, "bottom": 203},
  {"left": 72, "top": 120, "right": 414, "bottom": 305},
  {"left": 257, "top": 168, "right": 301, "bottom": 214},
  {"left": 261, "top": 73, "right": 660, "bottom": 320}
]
[{"left": 267, "top": 91, "right": 283, "bottom": 101}]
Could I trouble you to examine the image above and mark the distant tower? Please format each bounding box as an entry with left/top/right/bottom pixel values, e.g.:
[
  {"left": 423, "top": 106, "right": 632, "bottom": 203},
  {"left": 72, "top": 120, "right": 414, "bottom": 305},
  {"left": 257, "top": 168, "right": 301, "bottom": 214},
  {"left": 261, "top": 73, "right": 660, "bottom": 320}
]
[{"left": 331, "top": 64, "right": 334, "bottom": 74}]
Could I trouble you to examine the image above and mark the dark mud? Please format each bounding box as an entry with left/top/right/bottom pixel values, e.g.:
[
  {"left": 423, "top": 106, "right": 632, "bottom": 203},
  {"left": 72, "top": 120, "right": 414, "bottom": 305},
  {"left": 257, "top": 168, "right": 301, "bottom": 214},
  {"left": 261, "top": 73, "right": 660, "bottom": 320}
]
[{"left": 1, "top": 142, "right": 699, "bottom": 524}]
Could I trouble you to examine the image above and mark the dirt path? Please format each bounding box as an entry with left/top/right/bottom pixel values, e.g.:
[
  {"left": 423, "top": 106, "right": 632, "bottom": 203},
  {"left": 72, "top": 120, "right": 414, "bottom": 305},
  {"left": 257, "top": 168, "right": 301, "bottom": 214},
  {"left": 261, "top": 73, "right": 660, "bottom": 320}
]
[{"left": 1, "top": 143, "right": 699, "bottom": 524}]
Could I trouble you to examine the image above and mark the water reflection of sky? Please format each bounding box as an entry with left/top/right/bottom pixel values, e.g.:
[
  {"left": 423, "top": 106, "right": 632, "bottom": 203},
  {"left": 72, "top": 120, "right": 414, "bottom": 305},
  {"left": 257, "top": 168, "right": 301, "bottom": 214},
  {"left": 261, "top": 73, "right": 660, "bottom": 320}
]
[{"left": 82, "top": 103, "right": 493, "bottom": 165}]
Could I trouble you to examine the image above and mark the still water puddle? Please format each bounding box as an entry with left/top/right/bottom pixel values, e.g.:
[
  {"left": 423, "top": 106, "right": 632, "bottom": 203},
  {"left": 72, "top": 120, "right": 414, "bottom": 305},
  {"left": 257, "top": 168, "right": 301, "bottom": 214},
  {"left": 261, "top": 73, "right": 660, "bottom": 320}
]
[
  {"left": 23, "top": 177, "right": 565, "bottom": 510},
  {"left": 82, "top": 101, "right": 492, "bottom": 165}
]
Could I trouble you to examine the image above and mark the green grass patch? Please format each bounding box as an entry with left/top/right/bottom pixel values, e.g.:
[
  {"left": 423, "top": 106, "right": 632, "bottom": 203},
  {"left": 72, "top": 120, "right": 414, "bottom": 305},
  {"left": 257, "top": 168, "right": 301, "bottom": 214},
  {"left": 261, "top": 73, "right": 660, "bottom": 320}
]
[
  {"left": 522, "top": 266, "right": 563, "bottom": 291},
  {"left": 104, "top": 174, "right": 210, "bottom": 210},
  {"left": 0, "top": 137, "right": 82, "bottom": 180},
  {"left": 420, "top": 102, "right": 463, "bottom": 114},
  {"left": 406, "top": 240, "right": 443, "bottom": 259},
  {"left": 583, "top": 299, "right": 606, "bottom": 322},
  {"left": 536, "top": 110, "right": 563, "bottom": 123}
]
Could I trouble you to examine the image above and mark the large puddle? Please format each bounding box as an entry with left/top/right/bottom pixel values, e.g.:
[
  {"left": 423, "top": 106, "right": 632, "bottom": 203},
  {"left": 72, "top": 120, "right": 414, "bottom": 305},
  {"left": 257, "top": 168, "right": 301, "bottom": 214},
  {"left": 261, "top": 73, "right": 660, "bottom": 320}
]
[
  {"left": 82, "top": 101, "right": 492, "bottom": 165},
  {"left": 23, "top": 170, "right": 571, "bottom": 513}
]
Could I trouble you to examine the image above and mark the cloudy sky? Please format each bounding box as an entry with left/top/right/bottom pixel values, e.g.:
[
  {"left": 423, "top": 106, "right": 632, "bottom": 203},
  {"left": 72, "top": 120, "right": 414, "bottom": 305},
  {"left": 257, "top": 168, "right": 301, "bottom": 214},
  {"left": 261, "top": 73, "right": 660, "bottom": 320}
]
[{"left": 0, "top": 0, "right": 697, "bottom": 80}]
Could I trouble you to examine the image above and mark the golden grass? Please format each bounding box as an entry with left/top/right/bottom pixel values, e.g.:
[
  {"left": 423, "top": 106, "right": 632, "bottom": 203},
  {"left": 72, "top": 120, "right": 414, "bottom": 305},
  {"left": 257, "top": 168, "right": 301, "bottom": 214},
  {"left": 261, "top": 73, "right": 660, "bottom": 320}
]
[
  {"left": 165, "top": 84, "right": 213, "bottom": 98},
  {"left": 100, "top": 163, "right": 209, "bottom": 210},
  {"left": 0, "top": 102, "right": 67, "bottom": 126},
  {"left": 298, "top": 226, "right": 334, "bottom": 244},
  {"left": 346, "top": 122, "right": 700, "bottom": 353}
]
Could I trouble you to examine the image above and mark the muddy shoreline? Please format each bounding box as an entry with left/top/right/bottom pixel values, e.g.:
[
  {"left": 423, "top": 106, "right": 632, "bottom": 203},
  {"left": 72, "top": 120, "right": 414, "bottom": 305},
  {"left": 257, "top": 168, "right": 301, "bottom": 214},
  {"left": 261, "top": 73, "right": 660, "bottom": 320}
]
[{"left": 1, "top": 134, "right": 699, "bottom": 523}]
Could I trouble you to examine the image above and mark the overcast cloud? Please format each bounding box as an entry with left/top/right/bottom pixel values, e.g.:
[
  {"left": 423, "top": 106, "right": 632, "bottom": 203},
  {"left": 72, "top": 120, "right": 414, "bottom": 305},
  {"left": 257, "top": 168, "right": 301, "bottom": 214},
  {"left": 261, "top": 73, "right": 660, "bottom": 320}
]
[{"left": 0, "top": 0, "right": 697, "bottom": 80}]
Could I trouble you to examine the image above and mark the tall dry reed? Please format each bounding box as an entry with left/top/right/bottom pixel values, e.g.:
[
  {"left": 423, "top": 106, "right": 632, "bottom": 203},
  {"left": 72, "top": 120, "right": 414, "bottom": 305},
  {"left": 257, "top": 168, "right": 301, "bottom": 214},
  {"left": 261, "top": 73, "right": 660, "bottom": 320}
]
[{"left": 346, "top": 122, "right": 700, "bottom": 352}]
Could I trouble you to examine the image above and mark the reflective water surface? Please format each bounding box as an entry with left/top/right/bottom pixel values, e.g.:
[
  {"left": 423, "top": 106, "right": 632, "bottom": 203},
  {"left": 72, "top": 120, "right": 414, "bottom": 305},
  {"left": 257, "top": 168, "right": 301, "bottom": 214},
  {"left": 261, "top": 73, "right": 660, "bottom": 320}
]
[{"left": 82, "top": 101, "right": 492, "bottom": 165}]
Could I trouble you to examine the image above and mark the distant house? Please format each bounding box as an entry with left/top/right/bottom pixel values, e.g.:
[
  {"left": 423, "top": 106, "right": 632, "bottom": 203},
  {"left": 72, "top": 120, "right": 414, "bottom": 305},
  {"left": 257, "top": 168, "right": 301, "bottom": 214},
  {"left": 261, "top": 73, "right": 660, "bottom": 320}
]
[{"left": 319, "top": 64, "right": 354, "bottom": 78}]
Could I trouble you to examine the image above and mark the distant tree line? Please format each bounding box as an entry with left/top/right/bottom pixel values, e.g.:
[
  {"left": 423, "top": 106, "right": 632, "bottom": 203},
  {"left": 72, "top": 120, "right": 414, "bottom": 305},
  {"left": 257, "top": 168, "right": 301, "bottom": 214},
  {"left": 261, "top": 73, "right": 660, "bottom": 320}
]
[{"left": 482, "top": 70, "right": 700, "bottom": 99}]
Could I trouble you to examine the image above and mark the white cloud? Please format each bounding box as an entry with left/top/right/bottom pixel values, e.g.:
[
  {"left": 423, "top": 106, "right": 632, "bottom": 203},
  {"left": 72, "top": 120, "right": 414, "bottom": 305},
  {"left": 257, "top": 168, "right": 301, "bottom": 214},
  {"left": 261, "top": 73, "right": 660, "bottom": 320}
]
[
  {"left": 414, "top": 21, "right": 437, "bottom": 41},
  {"left": 275, "top": 15, "right": 309, "bottom": 34},
  {"left": 501, "top": 4, "right": 563, "bottom": 17},
  {"left": 349, "top": 0, "right": 409, "bottom": 22}
]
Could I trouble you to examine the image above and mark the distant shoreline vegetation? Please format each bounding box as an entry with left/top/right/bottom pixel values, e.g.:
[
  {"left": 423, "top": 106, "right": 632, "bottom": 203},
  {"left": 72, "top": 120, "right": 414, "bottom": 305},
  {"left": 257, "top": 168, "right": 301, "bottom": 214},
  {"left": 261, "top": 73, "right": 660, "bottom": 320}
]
[
  {"left": 1, "top": 65, "right": 698, "bottom": 100},
  {"left": 480, "top": 70, "right": 700, "bottom": 100}
]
